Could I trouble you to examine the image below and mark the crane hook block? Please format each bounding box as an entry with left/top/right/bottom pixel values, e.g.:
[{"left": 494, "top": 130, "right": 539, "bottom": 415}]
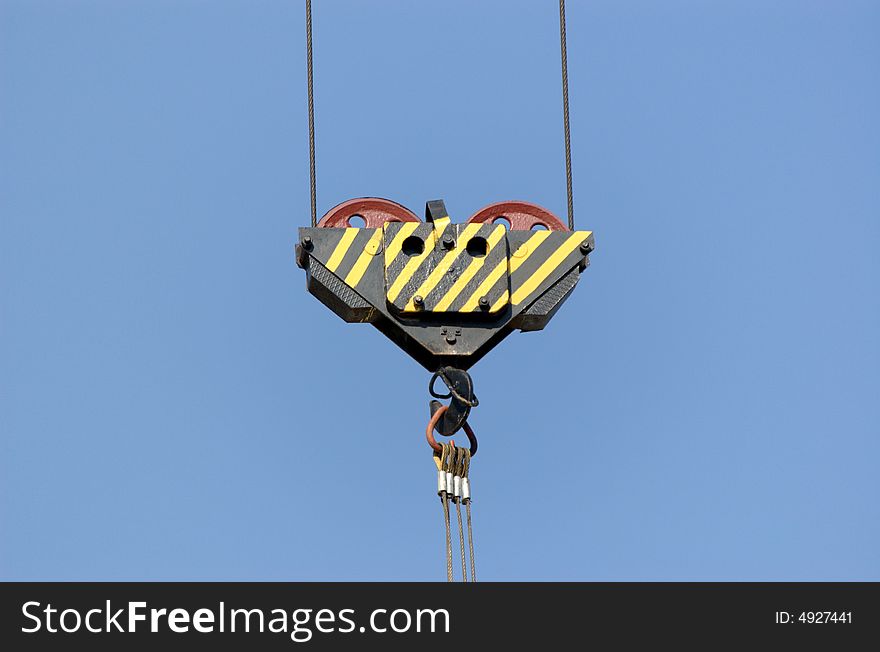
[{"left": 295, "top": 198, "right": 594, "bottom": 371}]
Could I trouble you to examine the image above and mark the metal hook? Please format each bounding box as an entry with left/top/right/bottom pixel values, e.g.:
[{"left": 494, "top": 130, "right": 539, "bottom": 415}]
[
  {"left": 426, "top": 404, "right": 478, "bottom": 457},
  {"left": 429, "top": 367, "right": 479, "bottom": 437}
]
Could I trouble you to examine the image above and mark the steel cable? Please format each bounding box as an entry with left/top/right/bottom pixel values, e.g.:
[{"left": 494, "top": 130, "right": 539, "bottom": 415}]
[
  {"left": 453, "top": 448, "right": 470, "bottom": 583},
  {"left": 307, "top": 2, "right": 569, "bottom": 583},
  {"left": 455, "top": 500, "right": 467, "bottom": 582},
  {"left": 559, "top": 0, "right": 574, "bottom": 230},
  {"left": 462, "top": 448, "right": 476, "bottom": 582},
  {"left": 307, "top": 1, "right": 572, "bottom": 230},
  {"left": 305, "top": 0, "right": 317, "bottom": 226},
  {"left": 465, "top": 500, "right": 476, "bottom": 582},
  {"left": 441, "top": 493, "right": 453, "bottom": 582},
  {"left": 441, "top": 444, "right": 454, "bottom": 581}
]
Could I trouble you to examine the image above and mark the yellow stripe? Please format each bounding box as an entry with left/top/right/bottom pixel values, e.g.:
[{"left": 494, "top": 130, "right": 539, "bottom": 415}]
[
  {"left": 383, "top": 221, "right": 420, "bottom": 265},
  {"left": 434, "top": 226, "right": 506, "bottom": 311},
  {"left": 509, "top": 230, "right": 552, "bottom": 274},
  {"left": 489, "top": 289, "right": 510, "bottom": 312},
  {"left": 460, "top": 256, "right": 509, "bottom": 312},
  {"left": 432, "top": 216, "right": 451, "bottom": 232},
  {"left": 386, "top": 231, "right": 437, "bottom": 302},
  {"left": 344, "top": 229, "right": 383, "bottom": 288},
  {"left": 510, "top": 231, "right": 591, "bottom": 305},
  {"left": 325, "top": 228, "right": 358, "bottom": 273},
  {"left": 402, "top": 224, "right": 481, "bottom": 311}
]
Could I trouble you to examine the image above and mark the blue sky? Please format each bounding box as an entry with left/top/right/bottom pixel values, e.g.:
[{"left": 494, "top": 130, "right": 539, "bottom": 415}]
[{"left": 1, "top": 0, "right": 878, "bottom": 580}]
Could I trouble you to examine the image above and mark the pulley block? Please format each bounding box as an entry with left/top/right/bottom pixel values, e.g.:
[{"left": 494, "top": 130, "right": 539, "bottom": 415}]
[{"left": 295, "top": 198, "right": 593, "bottom": 371}]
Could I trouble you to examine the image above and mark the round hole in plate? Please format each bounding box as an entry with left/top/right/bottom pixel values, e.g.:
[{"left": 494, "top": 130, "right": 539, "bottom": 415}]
[
  {"left": 493, "top": 216, "right": 511, "bottom": 230},
  {"left": 348, "top": 215, "right": 366, "bottom": 228},
  {"left": 531, "top": 223, "right": 549, "bottom": 231},
  {"left": 402, "top": 235, "right": 425, "bottom": 257},
  {"left": 466, "top": 236, "right": 489, "bottom": 258}
]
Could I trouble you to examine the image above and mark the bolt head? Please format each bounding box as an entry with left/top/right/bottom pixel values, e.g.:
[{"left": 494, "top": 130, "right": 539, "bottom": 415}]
[
  {"left": 442, "top": 234, "right": 455, "bottom": 249},
  {"left": 479, "top": 296, "right": 490, "bottom": 310},
  {"left": 579, "top": 240, "right": 593, "bottom": 255},
  {"left": 302, "top": 235, "right": 313, "bottom": 249},
  {"left": 413, "top": 295, "right": 424, "bottom": 307}
]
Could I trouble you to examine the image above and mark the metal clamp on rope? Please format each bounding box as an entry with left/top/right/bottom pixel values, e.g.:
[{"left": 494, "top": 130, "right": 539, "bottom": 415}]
[
  {"left": 452, "top": 447, "right": 464, "bottom": 502},
  {"left": 445, "top": 445, "right": 454, "bottom": 502},
  {"left": 461, "top": 449, "right": 471, "bottom": 503},
  {"left": 434, "top": 445, "right": 447, "bottom": 496},
  {"left": 429, "top": 367, "right": 478, "bottom": 437}
]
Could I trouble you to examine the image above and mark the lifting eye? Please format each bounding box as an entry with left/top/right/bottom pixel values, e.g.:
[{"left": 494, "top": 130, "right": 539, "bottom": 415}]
[
  {"left": 402, "top": 235, "right": 425, "bottom": 256},
  {"left": 466, "top": 237, "right": 489, "bottom": 258},
  {"left": 347, "top": 215, "right": 366, "bottom": 228},
  {"left": 493, "top": 216, "right": 511, "bottom": 230}
]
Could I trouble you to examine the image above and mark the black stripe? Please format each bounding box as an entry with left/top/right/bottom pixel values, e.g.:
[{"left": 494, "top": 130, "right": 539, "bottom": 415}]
[
  {"left": 392, "top": 246, "right": 443, "bottom": 308},
  {"left": 304, "top": 227, "right": 348, "bottom": 268},
  {"left": 481, "top": 270, "right": 511, "bottom": 311},
  {"left": 350, "top": 251, "right": 385, "bottom": 300},
  {"left": 510, "top": 232, "right": 584, "bottom": 308},
  {"left": 508, "top": 232, "right": 569, "bottom": 297},
  {"left": 506, "top": 231, "right": 534, "bottom": 261},
  {"left": 333, "top": 229, "right": 377, "bottom": 280},
  {"left": 384, "top": 223, "right": 434, "bottom": 289}
]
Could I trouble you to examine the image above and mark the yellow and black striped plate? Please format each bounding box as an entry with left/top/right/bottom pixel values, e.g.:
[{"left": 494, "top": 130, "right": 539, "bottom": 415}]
[
  {"left": 305, "top": 223, "right": 593, "bottom": 318},
  {"left": 383, "top": 222, "right": 509, "bottom": 314},
  {"left": 318, "top": 227, "right": 385, "bottom": 296},
  {"left": 506, "top": 229, "right": 593, "bottom": 310}
]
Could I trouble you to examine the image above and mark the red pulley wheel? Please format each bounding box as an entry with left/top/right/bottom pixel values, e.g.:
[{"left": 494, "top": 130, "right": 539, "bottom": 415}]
[
  {"left": 317, "top": 198, "right": 421, "bottom": 229},
  {"left": 465, "top": 201, "right": 569, "bottom": 232}
]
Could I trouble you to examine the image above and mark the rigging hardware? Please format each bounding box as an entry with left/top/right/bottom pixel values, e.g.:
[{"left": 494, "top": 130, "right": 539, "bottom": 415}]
[
  {"left": 297, "top": 0, "right": 590, "bottom": 581},
  {"left": 295, "top": 198, "right": 593, "bottom": 372},
  {"left": 433, "top": 436, "right": 475, "bottom": 582}
]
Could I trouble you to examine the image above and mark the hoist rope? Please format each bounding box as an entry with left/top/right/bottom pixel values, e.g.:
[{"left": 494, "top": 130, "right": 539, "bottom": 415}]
[
  {"left": 465, "top": 501, "right": 476, "bottom": 582},
  {"left": 453, "top": 447, "right": 468, "bottom": 582},
  {"left": 304, "top": 1, "right": 576, "bottom": 229},
  {"left": 559, "top": 0, "right": 575, "bottom": 230},
  {"left": 461, "top": 448, "right": 476, "bottom": 582},
  {"left": 432, "top": 427, "right": 477, "bottom": 582},
  {"left": 441, "top": 493, "right": 453, "bottom": 581},
  {"left": 305, "top": 0, "right": 317, "bottom": 227},
  {"left": 440, "top": 443, "right": 454, "bottom": 582},
  {"left": 455, "top": 501, "right": 467, "bottom": 582}
]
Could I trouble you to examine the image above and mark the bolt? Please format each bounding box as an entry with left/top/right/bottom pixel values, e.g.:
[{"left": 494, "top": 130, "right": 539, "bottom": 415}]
[
  {"left": 479, "top": 296, "right": 490, "bottom": 310},
  {"left": 302, "top": 235, "right": 313, "bottom": 249},
  {"left": 413, "top": 295, "right": 424, "bottom": 308},
  {"left": 445, "top": 331, "right": 457, "bottom": 344},
  {"left": 579, "top": 240, "right": 593, "bottom": 255},
  {"left": 442, "top": 234, "right": 455, "bottom": 249}
]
